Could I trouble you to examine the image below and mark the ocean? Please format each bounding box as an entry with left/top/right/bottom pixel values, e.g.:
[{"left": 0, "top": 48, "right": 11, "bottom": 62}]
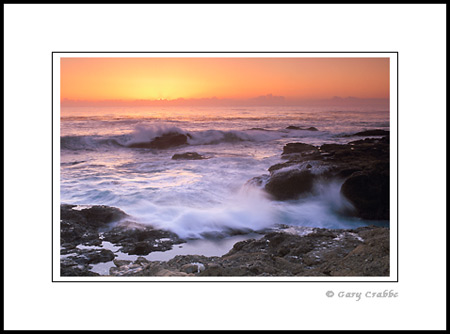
[{"left": 60, "top": 105, "right": 390, "bottom": 242}]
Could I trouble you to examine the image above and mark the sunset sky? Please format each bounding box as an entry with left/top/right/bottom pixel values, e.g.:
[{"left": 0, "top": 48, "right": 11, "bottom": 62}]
[{"left": 60, "top": 57, "right": 389, "bottom": 106}]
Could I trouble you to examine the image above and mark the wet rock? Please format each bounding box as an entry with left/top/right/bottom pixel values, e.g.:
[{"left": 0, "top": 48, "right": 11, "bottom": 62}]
[
  {"left": 214, "top": 226, "right": 389, "bottom": 277},
  {"left": 172, "top": 152, "right": 207, "bottom": 160},
  {"left": 246, "top": 174, "right": 270, "bottom": 187},
  {"left": 102, "top": 224, "right": 185, "bottom": 256},
  {"left": 153, "top": 269, "right": 191, "bottom": 276},
  {"left": 60, "top": 204, "right": 186, "bottom": 275},
  {"left": 267, "top": 161, "right": 301, "bottom": 173},
  {"left": 127, "top": 132, "right": 188, "bottom": 149},
  {"left": 80, "top": 249, "right": 115, "bottom": 264},
  {"left": 282, "top": 143, "right": 319, "bottom": 155},
  {"left": 113, "top": 259, "right": 132, "bottom": 267},
  {"left": 318, "top": 228, "right": 389, "bottom": 276},
  {"left": 199, "top": 263, "right": 224, "bottom": 276},
  {"left": 110, "top": 262, "right": 150, "bottom": 276},
  {"left": 60, "top": 204, "right": 127, "bottom": 230},
  {"left": 61, "top": 249, "right": 116, "bottom": 269},
  {"left": 81, "top": 206, "right": 128, "bottom": 227},
  {"left": 110, "top": 258, "right": 192, "bottom": 277},
  {"left": 60, "top": 252, "right": 104, "bottom": 277},
  {"left": 351, "top": 129, "right": 389, "bottom": 137},
  {"left": 89, "top": 249, "right": 115, "bottom": 263},
  {"left": 60, "top": 205, "right": 128, "bottom": 247},
  {"left": 286, "top": 126, "right": 319, "bottom": 131},
  {"left": 181, "top": 263, "right": 205, "bottom": 274},
  {"left": 249, "top": 127, "right": 268, "bottom": 131},
  {"left": 256, "top": 135, "right": 390, "bottom": 221},
  {"left": 341, "top": 171, "right": 390, "bottom": 220},
  {"left": 104, "top": 226, "right": 389, "bottom": 277},
  {"left": 61, "top": 266, "right": 100, "bottom": 276},
  {"left": 265, "top": 170, "right": 315, "bottom": 200},
  {"left": 348, "top": 137, "right": 389, "bottom": 145}
]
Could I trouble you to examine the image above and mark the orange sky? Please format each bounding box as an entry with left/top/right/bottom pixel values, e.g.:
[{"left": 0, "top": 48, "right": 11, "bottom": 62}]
[{"left": 60, "top": 57, "right": 389, "bottom": 103}]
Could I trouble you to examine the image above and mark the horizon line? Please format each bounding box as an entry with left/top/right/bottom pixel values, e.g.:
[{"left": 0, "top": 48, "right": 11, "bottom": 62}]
[{"left": 61, "top": 95, "right": 390, "bottom": 107}]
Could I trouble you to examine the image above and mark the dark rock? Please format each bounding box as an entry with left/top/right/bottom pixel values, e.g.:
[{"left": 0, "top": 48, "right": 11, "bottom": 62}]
[
  {"left": 60, "top": 205, "right": 128, "bottom": 247},
  {"left": 60, "top": 204, "right": 186, "bottom": 275},
  {"left": 102, "top": 223, "right": 185, "bottom": 256},
  {"left": 349, "top": 137, "right": 387, "bottom": 145},
  {"left": 286, "top": 126, "right": 319, "bottom": 131},
  {"left": 319, "top": 143, "right": 348, "bottom": 153},
  {"left": 81, "top": 206, "right": 128, "bottom": 228},
  {"left": 61, "top": 205, "right": 127, "bottom": 229},
  {"left": 319, "top": 228, "right": 390, "bottom": 276},
  {"left": 129, "top": 242, "right": 155, "bottom": 255},
  {"left": 282, "top": 143, "right": 319, "bottom": 155},
  {"left": 265, "top": 170, "right": 315, "bottom": 200},
  {"left": 180, "top": 263, "right": 205, "bottom": 274},
  {"left": 79, "top": 249, "right": 116, "bottom": 265},
  {"left": 172, "top": 152, "right": 207, "bottom": 160},
  {"left": 105, "top": 226, "right": 389, "bottom": 277},
  {"left": 113, "top": 259, "right": 132, "bottom": 267},
  {"left": 258, "top": 136, "right": 390, "bottom": 221},
  {"left": 62, "top": 249, "right": 116, "bottom": 269},
  {"left": 127, "top": 132, "right": 188, "bottom": 149},
  {"left": 267, "top": 161, "right": 300, "bottom": 173},
  {"left": 246, "top": 174, "right": 270, "bottom": 187},
  {"left": 341, "top": 170, "right": 390, "bottom": 220},
  {"left": 61, "top": 266, "right": 100, "bottom": 276},
  {"left": 352, "top": 129, "right": 389, "bottom": 137},
  {"left": 335, "top": 168, "right": 363, "bottom": 179},
  {"left": 249, "top": 127, "right": 269, "bottom": 131}
]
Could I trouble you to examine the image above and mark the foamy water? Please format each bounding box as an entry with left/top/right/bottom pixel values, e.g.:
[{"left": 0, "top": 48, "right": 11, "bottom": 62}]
[{"left": 60, "top": 105, "right": 389, "bottom": 239}]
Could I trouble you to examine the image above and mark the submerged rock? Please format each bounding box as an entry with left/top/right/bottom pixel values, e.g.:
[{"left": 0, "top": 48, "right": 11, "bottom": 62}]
[
  {"left": 351, "top": 129, "right": 389, "bottom": 137},
  {"left": 172, "top": 152, "right": 207, "bottom": 160},
  {"left": 282, "top": 142, "right": 319, "bottom": 155},
  {"left": 127, "top": 132, "right": 189, "bottom": 149},
  {"left": 286, "top": 126, "right": 319, "bottom": 131}
]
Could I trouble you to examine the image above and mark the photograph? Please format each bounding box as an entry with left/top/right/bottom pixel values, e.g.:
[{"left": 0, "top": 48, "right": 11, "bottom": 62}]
[{"left": 57, "top": 54, "right": 395, "bottom": 280}]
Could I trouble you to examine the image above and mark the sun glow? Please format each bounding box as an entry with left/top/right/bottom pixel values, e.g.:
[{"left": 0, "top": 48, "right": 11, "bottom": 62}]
[{"left": 61, "top": 57, "right": 389, "bottom": 105}]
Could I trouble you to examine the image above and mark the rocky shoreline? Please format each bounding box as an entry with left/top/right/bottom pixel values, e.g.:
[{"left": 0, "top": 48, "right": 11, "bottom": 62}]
[
  {"left": 253, "top": 130, "right": 390, "bottom": 220},
  {"left": 60, "top": 204, "right": 389, "bottom": 277},
  {"left": 108, "top": 225, "right": 389, "bottom": 277},
  {"left": 60, "top": 130, "right": 390, "bottom": 277}
]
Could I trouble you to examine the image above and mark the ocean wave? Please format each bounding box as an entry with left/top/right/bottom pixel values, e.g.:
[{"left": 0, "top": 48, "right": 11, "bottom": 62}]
[
  {"left": 60, "top": 136, "right": 123, "bottom": 150},
  {"left": 61, "top": 124, "right": 325, "bottom": 151},
  {"left": 123, "top": 124, "right": 187, "bottom": 146}
]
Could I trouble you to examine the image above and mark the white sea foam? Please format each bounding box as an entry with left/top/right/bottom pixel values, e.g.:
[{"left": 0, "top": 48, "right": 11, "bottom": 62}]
[
  {"left": 123, "top": 124, "right": 187, "bottom": 146},
  {"left": 60, "top": 106, "right": 390, "bottom": 238}
]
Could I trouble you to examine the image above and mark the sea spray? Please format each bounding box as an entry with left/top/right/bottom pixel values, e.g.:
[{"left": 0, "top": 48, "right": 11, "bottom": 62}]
[
  {"left": 61, "top": 106, "right": 390, "bottom": 240},
  {"left": 121, "top": 124, "right": 187, "bottom": 146},
  {"left": 126, "top": 186, "right": 277, "bottom": 239}
]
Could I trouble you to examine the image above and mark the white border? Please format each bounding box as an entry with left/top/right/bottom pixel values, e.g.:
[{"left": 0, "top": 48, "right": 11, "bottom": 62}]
[
  {"left": 52, "top": 52, "right": 398, "bottom": 282},
  {"left": 5, "top": 4, "right": 446, "bottom": 331}
]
